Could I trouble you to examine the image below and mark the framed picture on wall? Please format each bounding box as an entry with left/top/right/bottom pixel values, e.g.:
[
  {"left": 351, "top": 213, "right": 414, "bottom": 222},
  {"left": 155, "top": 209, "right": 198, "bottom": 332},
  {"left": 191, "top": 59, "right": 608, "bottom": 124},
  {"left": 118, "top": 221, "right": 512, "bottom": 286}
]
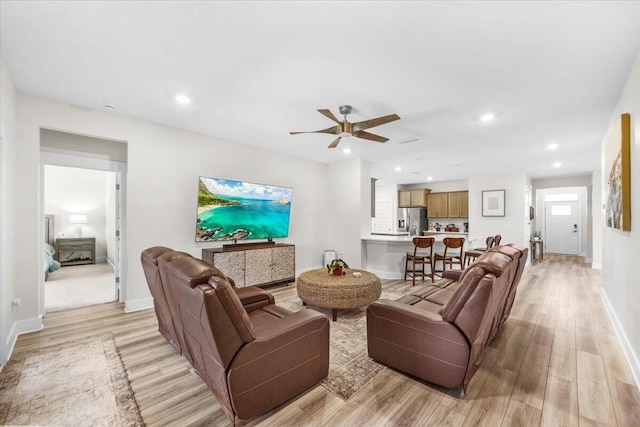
[
  {"left": 604, "top": 113, "right": 631, "bottom": 231},
  {"left": 482, "top": 190, "right": 505, "bottom": 217}
]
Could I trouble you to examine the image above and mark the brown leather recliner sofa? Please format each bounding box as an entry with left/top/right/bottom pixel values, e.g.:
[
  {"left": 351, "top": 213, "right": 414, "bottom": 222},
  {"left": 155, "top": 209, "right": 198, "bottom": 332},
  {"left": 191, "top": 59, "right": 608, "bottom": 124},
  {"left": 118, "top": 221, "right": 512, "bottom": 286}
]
[
  {"left": 367, "top": 244, "right": 527, "bottom": 391},
  {"left": 141, "top": 247, "right": 330, "bottom": 421}
]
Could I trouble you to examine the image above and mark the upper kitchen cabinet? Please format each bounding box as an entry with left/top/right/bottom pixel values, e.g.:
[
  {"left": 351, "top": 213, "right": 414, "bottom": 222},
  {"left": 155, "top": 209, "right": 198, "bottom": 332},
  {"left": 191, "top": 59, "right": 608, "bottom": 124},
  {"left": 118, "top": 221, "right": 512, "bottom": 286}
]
[
  {"left": 448, "top": 191, "right": 469, "bottom": 218},
  {"left": 398, "top": 189, "right": 431, "bottom": 207},
  {"left": 427, "top": 193, "right": 449, "bottom": 217}
]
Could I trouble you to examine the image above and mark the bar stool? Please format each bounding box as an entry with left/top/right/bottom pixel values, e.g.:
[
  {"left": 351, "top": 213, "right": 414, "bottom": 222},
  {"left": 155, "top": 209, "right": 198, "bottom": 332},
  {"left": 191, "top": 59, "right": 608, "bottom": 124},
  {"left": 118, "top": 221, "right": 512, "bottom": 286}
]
[
  {"left": 475, "top": 236, "right": 495, "bottom": 252},
  {"left": 404, "top": 237, "right": 435, "bottom": 285},
  {"left": 434, "top": 237, "right": 465, "bottom": 276},
  {"left": 493, "top": 235, "right": 502, "bottom": 246},
  {"left": 463, "top": 249, "right": 482, "bottom": 267}
]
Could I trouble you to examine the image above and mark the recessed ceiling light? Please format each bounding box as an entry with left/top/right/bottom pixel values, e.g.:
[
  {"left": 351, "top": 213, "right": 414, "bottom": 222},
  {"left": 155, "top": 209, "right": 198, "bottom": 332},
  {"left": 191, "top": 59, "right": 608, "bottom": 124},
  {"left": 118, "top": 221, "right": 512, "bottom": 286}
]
[
  {"left": 394, "top": 166, "right": 402, "bottom": 172},
  {"left": 426, "top": 176, "right": 433, "bottom": 181},
  {"left": 480, "top": 112, "right": 496, "bottom": 122},
  {"left": 175, "top": 94, "right": 191, "bottom": 105},
  {"left": 342, "top": 147, "right": 351, "bottom": 154},
  {"left": 547, "top": 143, "right": 559, "bottom": 150},
  {"left": 553, "top": 162, "right": 562, "bottom": 168},
  {"left": 102, "top": 103, "right": 117, "bottom": 110}
]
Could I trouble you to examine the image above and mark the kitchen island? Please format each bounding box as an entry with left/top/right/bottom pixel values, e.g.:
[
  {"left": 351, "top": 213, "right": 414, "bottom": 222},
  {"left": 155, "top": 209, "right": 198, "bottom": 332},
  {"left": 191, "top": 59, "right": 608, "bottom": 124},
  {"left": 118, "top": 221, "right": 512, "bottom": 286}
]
[{"left": 362, "top": 232, "right": 472, "bottom": 279}]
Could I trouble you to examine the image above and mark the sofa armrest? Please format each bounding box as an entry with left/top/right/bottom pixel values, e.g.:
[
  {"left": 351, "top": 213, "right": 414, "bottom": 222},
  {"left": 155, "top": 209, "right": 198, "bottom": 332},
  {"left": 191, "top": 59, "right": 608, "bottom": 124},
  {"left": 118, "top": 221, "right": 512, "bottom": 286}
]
[
  {"left": 366, "top": 299, "right": 469, "bottom": 388},
  {"left": 227, "top": 309, "right": 329, "bottom": 419},
  {"left": 233, "top": 286, "right": 275, "bottom": 312}
]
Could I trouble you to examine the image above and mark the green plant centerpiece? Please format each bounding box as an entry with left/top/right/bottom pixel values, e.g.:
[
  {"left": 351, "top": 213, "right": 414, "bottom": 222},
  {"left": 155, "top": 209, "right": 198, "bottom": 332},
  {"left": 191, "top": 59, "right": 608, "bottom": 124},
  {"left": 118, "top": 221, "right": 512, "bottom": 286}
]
[
  {"left": 327, "top": 258, "right": 349, "bottom": 276},
  {"left": 532, "top": 231, "right": 541, "bottom": 240}
]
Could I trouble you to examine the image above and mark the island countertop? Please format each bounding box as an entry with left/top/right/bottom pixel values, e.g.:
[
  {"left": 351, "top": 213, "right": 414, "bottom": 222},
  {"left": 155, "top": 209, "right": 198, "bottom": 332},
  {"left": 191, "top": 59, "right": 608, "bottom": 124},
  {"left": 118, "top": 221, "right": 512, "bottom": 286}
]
[{"left": 362, "top": 232, "right": 472, "bottom": 279}]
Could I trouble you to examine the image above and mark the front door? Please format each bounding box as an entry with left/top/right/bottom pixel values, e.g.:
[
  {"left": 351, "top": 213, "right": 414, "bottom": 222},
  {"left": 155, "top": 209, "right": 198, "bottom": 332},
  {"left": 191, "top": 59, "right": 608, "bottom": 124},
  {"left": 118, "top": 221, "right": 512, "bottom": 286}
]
[{"left": 545, "top": 201, "right": 579, "bottom": 255}]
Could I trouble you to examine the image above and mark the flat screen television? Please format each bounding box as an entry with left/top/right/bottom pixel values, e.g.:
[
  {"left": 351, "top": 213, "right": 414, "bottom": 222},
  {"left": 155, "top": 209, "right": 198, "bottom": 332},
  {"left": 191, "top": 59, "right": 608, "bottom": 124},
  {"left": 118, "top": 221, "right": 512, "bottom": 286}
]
[{"left": 195, "top": 176, "right": 292, "bottom": 242}]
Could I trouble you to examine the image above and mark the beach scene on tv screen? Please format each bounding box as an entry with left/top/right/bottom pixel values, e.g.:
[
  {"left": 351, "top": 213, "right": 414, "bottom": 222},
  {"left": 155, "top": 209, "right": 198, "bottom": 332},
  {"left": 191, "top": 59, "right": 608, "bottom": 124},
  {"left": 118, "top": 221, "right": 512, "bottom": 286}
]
[{"left": 196, "top": 177, "right": 292, "bottom": 241}]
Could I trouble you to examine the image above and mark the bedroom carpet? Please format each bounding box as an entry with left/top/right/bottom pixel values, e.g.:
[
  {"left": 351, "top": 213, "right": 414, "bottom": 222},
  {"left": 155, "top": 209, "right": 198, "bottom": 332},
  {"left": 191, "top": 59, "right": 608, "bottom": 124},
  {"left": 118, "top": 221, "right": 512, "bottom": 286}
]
[{"left": 45, "top": 263, "right": 116, "bottom": 312}]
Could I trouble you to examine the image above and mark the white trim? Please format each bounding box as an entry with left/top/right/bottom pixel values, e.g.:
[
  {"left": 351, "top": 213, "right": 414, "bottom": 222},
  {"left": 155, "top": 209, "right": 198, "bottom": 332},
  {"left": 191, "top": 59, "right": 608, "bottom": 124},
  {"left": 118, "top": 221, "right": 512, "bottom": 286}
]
[
  {"left": 4, "top": 317, "right": 43, "bottom": 364},
  {"left": 124, "top": 297, "right": 154, "bottom": 313},
  {"left": 95, "top": 256, "right": 107, "bottom": 264},
  {"left": 365, "top": 268, "right": 404, "bottom": 280},
  {"left": 592, "top": 262, "right": 602, "bottom": 270},
  {"left": 601, "top": 288, "right": 640, "bottom": 390}
]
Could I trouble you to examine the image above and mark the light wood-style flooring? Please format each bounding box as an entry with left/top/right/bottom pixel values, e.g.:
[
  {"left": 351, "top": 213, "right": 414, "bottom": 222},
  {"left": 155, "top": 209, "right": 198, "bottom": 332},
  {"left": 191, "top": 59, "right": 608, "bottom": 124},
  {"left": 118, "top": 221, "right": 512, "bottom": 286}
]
[{"left": 9, "top": 255, "right": 640, "bottom": 426}]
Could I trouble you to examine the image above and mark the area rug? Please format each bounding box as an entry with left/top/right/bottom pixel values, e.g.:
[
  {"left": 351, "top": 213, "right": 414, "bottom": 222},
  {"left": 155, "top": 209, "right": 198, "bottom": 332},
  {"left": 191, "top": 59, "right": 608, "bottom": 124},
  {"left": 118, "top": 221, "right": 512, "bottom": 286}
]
[
  {"left": 0, "top": 333, "right": 143, "bottom": 426},
  {"left": 277, "top": 288, "right": 404, "bottom": 400}
]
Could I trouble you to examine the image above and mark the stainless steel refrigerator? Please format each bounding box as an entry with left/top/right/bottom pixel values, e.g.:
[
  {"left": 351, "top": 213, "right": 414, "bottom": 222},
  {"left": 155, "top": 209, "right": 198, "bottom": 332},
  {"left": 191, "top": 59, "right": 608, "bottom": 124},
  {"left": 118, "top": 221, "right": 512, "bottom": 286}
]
[{"left": 397, "top": 207, "right": 428, "bottom": 236}]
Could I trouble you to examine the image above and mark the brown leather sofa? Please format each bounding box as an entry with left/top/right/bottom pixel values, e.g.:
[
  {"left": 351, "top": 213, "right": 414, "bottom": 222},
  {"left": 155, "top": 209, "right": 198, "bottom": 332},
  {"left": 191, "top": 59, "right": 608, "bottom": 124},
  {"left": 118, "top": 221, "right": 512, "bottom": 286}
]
[
  {"left": 141, "top": 247, "right": 276, "bottom": 355},
  {"left": 141, "top": 248, "right": 330, "bottom": 421},
  {"left": 366, "top": 244, "right": 527, "bottom": 391}
]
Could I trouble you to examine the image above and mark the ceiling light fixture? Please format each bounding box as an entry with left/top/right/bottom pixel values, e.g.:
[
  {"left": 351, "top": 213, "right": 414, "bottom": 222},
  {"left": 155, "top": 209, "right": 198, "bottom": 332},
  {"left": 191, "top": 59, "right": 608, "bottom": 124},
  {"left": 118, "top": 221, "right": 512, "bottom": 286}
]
[
  {"left": 175, "top": 94, "right": 191, "bottom": 105},
  {"left": 426, "top": 176, "right": 433, "bottom": 181},
  {"left": 394, "top": 166, "right": 402, "bottom": 172},
  {"left": 342, "top": 147, "right": 351, "bottom": 154},
  {"left": 480, "top": 112, "right": 496, "bottom": 122},
  {"left": 553, "top": 162, "right": 562, "bottom": 168},
  {"left": 547, "top": 143, "right": 559, "bottom": 150}
]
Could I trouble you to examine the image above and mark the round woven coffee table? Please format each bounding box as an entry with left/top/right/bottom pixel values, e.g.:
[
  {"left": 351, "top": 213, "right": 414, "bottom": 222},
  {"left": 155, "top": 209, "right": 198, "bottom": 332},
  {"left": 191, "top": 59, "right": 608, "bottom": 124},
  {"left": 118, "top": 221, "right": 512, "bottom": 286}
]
[{"left": 296, "top": 269, "right": 382, "bottom": 321}]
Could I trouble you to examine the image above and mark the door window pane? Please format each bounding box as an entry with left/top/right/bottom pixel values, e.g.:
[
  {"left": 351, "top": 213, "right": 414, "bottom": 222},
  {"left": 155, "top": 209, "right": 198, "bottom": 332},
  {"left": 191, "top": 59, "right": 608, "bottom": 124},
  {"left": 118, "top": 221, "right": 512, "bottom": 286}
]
[{"left": 551, "top": 205, "right": 572, "bottom": 216}]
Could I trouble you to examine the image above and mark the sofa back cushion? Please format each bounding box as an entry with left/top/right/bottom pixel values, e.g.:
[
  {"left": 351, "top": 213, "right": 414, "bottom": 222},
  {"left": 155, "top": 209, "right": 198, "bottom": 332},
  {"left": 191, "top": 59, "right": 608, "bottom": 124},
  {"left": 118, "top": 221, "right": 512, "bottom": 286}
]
[{"left": 141, "top": 246, "right": 181, "bottom": 351}]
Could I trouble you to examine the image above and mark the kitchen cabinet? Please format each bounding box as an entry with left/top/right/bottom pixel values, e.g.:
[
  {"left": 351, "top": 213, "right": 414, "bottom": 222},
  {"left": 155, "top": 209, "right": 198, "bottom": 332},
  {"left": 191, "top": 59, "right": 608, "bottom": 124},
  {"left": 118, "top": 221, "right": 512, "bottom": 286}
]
[
  {"left": 202, "top": 244, "right": 295, "bottom": 287},
  {"left": 427, "top": 193, "right": 449, "bottom": 218},
  {"left": 460, "top": 191, "right": 469, "bottom": 217},
  {"left": 398, "top": 189, "right": 430, "bottom": 207},
  {"left": 448, "top": 191, "right": 469, "bottom": 218}
]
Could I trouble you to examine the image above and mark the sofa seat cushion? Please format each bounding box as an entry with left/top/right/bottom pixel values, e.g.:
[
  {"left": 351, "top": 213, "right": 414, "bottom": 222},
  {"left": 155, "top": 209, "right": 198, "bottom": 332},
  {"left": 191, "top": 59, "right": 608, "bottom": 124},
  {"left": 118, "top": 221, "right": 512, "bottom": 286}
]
[
  {"left": 261, "top": 305, "right": 293, "bottom": 318},
  {"left": 411, "top": 299, "right": 445, "bottom": 313}
]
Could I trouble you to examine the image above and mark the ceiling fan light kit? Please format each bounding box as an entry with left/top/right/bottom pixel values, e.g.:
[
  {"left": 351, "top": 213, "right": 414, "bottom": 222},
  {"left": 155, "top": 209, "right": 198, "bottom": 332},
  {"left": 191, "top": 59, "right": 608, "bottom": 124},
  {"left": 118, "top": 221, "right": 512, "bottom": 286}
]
[{"left": 290, "top": 105, "right": 400, "bottom": 148}]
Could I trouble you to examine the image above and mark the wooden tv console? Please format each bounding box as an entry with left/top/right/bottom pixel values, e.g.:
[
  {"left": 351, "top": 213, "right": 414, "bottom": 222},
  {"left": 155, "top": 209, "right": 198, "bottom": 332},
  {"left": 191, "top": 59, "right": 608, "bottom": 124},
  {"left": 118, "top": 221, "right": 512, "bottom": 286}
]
[{"left": 202, "top": 243, "right": 295, "bottom": 288}]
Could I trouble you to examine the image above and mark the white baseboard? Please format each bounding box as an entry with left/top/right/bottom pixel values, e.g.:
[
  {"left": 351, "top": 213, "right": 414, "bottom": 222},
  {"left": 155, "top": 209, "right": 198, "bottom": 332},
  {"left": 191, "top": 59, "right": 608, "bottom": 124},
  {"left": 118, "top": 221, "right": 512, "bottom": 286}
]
[
  {"left": 124, "top": 297, "right": 153, "bottom": 313},
  {"left": 366, "top": 268, "right": 403, "bottom": 280},
  {"left": 592, "top": 261, "right": 602, "bottom": 270},
  {"left": 2, "top": 316, "right": 43, "bottom": 366},
  {"left": 95, "top": 256, "right": 107, "bottom": 264},
  {"left": 601, "top": 288, "right": 640, "bottom": 390},
  {"left": 105, "top": 257, "right": 115, "bottom": 272}
]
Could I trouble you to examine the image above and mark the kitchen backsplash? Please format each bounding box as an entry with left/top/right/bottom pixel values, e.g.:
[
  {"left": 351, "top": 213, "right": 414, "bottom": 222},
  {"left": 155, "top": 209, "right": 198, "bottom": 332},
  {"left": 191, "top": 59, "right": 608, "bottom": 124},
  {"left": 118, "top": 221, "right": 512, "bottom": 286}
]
[{"left": 428, "top": 219, "right": 468, "bottom": 232}]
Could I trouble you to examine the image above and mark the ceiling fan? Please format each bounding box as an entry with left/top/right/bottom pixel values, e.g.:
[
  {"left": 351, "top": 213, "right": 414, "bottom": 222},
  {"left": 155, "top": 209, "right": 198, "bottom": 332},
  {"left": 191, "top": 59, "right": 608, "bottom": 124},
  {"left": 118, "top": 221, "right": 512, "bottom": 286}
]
[{"left": 290, "top": 105, "right": 400, "bottom": 148}]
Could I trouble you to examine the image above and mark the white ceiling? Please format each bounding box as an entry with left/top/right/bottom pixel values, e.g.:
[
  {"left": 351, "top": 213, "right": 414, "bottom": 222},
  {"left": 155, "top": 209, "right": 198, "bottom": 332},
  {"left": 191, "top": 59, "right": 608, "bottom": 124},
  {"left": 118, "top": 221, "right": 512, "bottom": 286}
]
[{"left": 2, "top": 1, "right": 640, "bottom": 184}]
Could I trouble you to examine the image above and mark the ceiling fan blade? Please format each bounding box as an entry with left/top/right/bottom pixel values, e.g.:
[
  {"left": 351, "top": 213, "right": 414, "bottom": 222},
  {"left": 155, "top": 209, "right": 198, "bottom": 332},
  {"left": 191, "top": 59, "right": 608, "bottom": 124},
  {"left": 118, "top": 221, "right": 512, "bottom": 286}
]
[
  {"left": 318, "top": 109, "right": 341, "bottom": 123},
  {"left": 328, "top": 137, "right": 341, "bottom": 148},
  {"left": 353, "top": 130, "right": 389, "bottom": 143},
  {"left": 289, "top": 125, "right": 340, "bottom": 135},
  {"left": 352, "top": 113, "right": 400, "bottom": 132}
]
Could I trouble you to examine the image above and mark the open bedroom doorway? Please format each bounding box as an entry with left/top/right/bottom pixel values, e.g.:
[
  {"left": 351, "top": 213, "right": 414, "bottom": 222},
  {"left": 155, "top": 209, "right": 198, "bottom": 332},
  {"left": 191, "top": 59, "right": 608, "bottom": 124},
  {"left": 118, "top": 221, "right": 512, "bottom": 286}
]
[
  {"left": 43, "top": 165, "right": 118, "bottom": 312},
  {"left": 39, "top": 129, "right": 127, "bottom": 315}
]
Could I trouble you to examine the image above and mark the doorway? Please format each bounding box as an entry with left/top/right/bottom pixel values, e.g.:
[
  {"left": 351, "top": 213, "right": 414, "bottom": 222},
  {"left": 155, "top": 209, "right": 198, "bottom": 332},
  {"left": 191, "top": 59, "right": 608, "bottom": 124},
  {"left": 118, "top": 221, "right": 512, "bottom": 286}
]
[
  {"left": 39, "top": 129, "right": 127, "bottom": 317},
  {"left": 43, "top": 165, "right": 118, "bottom": 312},
  {"left": 545, "top": 200, "right": 579, "bottom": 255}
]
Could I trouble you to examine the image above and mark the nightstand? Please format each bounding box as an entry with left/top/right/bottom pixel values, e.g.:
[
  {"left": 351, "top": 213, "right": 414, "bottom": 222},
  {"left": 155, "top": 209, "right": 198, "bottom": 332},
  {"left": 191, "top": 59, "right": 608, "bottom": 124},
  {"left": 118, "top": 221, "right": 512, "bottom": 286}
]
[{"left": 55, "top": 237, "right": 96, "bottom": 266}]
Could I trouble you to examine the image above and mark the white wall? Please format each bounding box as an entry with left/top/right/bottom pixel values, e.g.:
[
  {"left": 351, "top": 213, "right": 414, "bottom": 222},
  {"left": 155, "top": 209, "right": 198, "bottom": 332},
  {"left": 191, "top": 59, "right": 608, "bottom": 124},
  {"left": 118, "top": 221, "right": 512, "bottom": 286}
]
[
  {"left": 468, "top": 173, "right": 530, "bottom": 249},
  {"left": 591, "top": 170, "right": 602, "bottom": 268},
  {"left": 44, "top": 165, "right": 110, "bottom": 261},
  {"left": 601, "top": 51, "right": 640, "bottom": 387},
  {"left": 328, "top": 159, "right": 371, "bottom": 269},
  {"left": 7, "top": 92, "right": 331, "bottom": 343},
  {"left": 0, "top": 58, "right": 22, "bottom": 365}
]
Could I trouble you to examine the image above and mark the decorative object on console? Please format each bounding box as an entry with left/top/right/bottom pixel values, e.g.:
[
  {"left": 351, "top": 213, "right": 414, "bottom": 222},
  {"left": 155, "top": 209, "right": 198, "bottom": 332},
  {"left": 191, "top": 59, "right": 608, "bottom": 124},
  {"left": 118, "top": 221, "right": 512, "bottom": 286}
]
[
  {"left": 69, "top": 213, "right": 88, "bottom": 237},
  {"left": 482, "top": 189, "right": 506, "bottom": 217},
  {"left": 604, "top": 113, "right": 631, "bottom": 231},
  {"left": 196, "top": 176, "right": 292, "bottom": 242},
  {"left": 289, "top": 105, "right": 400, "bottom": 149},
  {"left": 327, "top": 258, "right": 349, "bottom": 276}
]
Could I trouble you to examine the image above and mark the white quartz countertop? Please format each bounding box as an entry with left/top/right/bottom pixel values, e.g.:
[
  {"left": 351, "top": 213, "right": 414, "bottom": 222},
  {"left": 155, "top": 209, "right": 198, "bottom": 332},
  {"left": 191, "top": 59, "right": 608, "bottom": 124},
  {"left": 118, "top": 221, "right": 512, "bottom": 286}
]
[{"left": 362, "top": 233, "right": 468, "bottom": 243}]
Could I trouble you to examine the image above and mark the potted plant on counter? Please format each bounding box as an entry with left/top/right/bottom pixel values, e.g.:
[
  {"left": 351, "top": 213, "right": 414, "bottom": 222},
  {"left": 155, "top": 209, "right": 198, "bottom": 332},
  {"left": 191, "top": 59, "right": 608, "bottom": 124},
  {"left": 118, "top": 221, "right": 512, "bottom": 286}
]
[
  {"left": 532, "top": 231, "right": 541, "bottom": 241},
  {"left": 327, "top": 258, "right": 349, "bottom": 276}
]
